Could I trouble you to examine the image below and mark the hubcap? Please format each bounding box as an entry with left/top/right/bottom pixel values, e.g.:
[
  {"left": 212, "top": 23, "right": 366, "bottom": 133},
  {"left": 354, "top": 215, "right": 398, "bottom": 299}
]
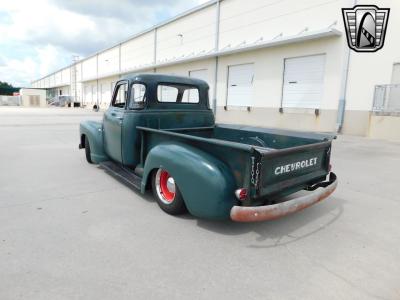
[
  {"left": 166, "top": 177, "right": 176, "bottom": 194},
  {"left": 155, "top": 169, "right": 176, "bottom": 204}
]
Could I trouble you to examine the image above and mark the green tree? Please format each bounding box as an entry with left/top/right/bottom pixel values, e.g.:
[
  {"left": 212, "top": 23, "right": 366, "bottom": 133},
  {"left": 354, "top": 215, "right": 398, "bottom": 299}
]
[{"left": 0, "top": 81, "right": 19, "bottom": 95}]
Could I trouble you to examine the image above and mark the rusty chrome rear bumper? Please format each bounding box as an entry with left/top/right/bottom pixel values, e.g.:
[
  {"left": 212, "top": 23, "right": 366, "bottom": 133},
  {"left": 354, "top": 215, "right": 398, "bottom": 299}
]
[{"left": 230, "top": 172, "right": 337, "bottom": 222}]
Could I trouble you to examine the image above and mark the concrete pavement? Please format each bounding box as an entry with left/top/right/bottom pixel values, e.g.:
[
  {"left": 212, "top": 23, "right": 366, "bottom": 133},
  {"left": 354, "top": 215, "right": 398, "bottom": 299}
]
[{"left": 0, "top": 107, "right": 399, "bottom": 300}]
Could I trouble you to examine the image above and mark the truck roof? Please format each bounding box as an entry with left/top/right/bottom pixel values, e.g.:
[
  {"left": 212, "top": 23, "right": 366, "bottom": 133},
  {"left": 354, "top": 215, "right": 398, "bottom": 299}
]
[{"left": 121, "top": 73, "right": 209, "bottom": 88}]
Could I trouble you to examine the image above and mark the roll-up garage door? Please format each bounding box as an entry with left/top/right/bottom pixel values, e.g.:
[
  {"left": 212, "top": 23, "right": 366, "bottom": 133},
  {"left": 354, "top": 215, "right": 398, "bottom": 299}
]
[
  {"left": 227, "top": 63, "right": 254, "bottom": 107},
  {"left": 101, "top": 83, "right": 111, "bottom": 105},
  {"left": 92, "top": 86, "right": 97, "bottom": 105},
  {"left": 282, "top": 54, "right": 326, "bottom": 109},
  {"left": 391, "top": 63, "right": 400, "bottom": 84},
  {"left": 189, "top": 69, "right": 208, "bottom": 82},
  {"left": 84, "top": 85, "right": 92, "bottom": 105},
  {"left": 188, "top": 69, "right": 208, "bottom": 103}
]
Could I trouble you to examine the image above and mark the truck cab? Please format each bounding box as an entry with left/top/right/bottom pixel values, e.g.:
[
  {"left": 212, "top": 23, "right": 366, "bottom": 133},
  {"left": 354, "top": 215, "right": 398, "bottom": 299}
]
[{"left": 101, "top": 74, "right": 214, "bottom": 167}]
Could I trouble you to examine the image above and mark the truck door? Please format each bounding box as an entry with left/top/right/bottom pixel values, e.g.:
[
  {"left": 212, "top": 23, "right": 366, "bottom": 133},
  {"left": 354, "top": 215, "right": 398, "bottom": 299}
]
[{"left": 103, "top": 81, "right": 127, "bottom": 163}]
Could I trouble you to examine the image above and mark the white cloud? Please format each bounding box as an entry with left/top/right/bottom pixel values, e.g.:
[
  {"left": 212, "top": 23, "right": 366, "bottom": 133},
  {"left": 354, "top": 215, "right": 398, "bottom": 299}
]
[
  {"left": 0, "top": 56, "right": 37, "bottom": 87},
  {"left": 0, "top": 44, "right": 67, "bottom": 86},
  {"left": 36, "top": 45, "right": 68, "bottom": 76},
  {"left": 0, "top": 0, "right": 208, "bottom": 86}
]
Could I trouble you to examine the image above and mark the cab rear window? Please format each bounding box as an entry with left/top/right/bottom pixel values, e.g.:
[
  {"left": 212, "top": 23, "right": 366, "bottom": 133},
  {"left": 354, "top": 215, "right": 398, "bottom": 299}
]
[{"left": 157, "top": 83, "right": 199, "bottom": 103}]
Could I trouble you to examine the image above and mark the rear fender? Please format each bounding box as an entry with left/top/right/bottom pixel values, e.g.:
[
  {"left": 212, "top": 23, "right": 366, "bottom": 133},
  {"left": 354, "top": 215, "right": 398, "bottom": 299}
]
[
  {"left": 142, "top": 142, "right": 237, "bottom": 220},
  {"left": 79, "top": 120, "right": 108, "bottom": 163}
]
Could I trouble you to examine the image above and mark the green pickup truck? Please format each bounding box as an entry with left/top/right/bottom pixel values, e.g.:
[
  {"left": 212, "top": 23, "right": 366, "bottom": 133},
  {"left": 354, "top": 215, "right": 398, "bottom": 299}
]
[{"left": 79, "top": 74, "right": 337, "bottom": 222}]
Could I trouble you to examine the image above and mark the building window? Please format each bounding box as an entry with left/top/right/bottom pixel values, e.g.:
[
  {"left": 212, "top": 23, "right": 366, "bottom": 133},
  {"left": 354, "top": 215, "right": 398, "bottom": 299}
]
[
  {"left": 226, "top": 63, "right": 254, "bottom": 107},
  {"left": 282, "top": 54, "right": 326, "bottom": 109}
]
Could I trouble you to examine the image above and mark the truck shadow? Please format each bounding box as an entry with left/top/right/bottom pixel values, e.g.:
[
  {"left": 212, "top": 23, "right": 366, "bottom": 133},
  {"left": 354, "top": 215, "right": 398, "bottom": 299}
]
[
  {"left": 195, "top": 195, "right": 345, "bottom": 248},
  {"left": 98, "top": 165, "right": 344, "bottom": 247}
]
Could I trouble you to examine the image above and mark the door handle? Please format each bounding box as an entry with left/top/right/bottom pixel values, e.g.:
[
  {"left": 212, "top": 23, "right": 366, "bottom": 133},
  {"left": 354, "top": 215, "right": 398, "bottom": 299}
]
[
  {"left": 111, "top": 112, "right": 116, "bottom": 116},
  {"left": 116, "top": 116, "right": 123, "bottom": 120}
]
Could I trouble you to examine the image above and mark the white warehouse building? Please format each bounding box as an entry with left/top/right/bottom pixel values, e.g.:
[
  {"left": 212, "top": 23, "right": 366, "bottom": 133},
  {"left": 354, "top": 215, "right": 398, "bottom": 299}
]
[{"left": 31, "top": 0, "right": 400, "bottom": 141}]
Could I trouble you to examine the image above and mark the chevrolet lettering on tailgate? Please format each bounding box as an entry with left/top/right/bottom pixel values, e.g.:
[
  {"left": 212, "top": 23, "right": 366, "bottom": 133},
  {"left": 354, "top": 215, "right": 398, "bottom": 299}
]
[{"left": 274, "top": 157, "right": 318, "bottom": 175}]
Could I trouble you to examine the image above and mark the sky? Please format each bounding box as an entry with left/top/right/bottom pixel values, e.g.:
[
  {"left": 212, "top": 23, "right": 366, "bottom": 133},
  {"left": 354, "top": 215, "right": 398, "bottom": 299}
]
[{"left": 0, "top": 0, "right": 208, "bottom": 87}]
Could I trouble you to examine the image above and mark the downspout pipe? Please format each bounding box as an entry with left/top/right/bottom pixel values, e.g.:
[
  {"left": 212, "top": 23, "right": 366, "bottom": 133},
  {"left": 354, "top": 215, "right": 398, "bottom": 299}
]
[
  {"left": 118, "top": 43, "right": 122, "bottom": 74},
  {"left": 153, "top": 27, "right": 157, "bottom": 67},
  {"left": 336, "top": 45, "right": 350, "bottom": 132},
  {"left": 212, "top": 0, "right": 221, "bottom": 115},
  {"left": 96, "top": 53, "right": 99, "bottom": 111},
  {"left": 336, "top": 0, "right": 356, "bottom": 132}
]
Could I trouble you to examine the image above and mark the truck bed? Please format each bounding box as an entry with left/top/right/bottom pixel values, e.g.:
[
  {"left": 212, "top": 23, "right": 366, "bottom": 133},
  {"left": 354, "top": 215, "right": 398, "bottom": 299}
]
[
  {"left": 137, "top": 124, "right": 334, "bottom": 204},
  {"left": 169, "top": 124, "right": 334, "bottom": 149}
]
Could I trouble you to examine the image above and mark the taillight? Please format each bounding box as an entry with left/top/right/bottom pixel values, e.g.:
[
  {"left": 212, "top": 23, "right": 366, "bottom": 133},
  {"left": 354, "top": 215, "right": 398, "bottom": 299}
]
[
  {"left": 235, "top": 188, "right": 247, "bottom": 201},
  {"left": 328, "top": 164, "right": 332, "bottom": 172}
]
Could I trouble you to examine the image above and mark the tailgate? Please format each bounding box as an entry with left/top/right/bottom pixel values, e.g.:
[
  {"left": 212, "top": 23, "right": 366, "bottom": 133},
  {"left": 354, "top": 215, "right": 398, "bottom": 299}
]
[{"left": 254, "top": 141, "right": 332, "bottom": 197}]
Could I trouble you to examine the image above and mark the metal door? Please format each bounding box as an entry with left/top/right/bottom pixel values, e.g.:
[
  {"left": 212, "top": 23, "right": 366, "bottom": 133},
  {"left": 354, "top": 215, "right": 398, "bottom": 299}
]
[
  {"left": 282, "top": 54, "right": 326, "bottom": 109},
  {"left": 103, "top": 81, "right": 127, "bottom": 163},
  {"left": 226, "top": 63, "right": 254, "bottom": 107}
]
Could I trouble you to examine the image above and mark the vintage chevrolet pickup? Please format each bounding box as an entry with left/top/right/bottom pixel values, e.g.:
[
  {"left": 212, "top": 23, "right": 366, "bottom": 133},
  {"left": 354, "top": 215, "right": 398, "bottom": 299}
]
[{"left": 79, "top": 74, "right": 337, "bottom": 222}]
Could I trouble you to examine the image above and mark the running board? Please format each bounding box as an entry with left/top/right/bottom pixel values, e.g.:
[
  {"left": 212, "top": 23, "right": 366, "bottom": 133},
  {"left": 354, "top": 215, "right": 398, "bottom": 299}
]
[{"left": 99, "top": 161, "right": 142, "bottom": 190}]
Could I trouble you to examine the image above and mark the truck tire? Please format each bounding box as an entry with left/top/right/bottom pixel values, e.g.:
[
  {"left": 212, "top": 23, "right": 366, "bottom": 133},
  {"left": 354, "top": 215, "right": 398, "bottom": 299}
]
[
  {"left": 152, "top": 168, "right": 187, "bottom": 215},
  {"left": 84, "top": 137, "right": 93, "bottom": 164}
]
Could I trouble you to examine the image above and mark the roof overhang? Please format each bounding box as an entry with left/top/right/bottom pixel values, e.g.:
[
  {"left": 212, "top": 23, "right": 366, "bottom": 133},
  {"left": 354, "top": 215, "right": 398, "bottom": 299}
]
[
  {"left": 45, "top": 84, "right": 70, "bottom": 89},
  {"left": 78, "top": 28, "right": 342, "bottom": 83}
]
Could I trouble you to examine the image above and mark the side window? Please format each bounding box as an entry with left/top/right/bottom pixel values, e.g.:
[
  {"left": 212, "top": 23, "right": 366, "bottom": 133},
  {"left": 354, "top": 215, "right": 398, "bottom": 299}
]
[
  {"left": 112, "top": 83, "right": 127, "bottom": 108},
  {"left": 129, "top": 83, "right": 146, "bottom": 109}
]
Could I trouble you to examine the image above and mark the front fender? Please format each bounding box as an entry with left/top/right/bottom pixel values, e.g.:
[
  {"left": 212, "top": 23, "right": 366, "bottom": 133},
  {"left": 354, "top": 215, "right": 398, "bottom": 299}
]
[
  {"left": 79, "top": 120, "right": 108, "bottom": 163},
  {"left": 142, "top": 142, "right": 237, "bottom": 220}
]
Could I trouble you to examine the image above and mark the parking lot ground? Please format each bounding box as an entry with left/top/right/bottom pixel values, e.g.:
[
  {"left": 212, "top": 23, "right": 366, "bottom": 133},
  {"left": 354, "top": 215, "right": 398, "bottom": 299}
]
[{"left": 0, "top": 107, "right": 399, "bottom": 300}]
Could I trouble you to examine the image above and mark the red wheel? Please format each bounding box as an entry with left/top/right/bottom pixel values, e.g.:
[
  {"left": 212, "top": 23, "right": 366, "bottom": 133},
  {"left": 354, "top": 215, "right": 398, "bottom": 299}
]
[{"left": 152, "top": 168, "right": 186, "bottom": 215}]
